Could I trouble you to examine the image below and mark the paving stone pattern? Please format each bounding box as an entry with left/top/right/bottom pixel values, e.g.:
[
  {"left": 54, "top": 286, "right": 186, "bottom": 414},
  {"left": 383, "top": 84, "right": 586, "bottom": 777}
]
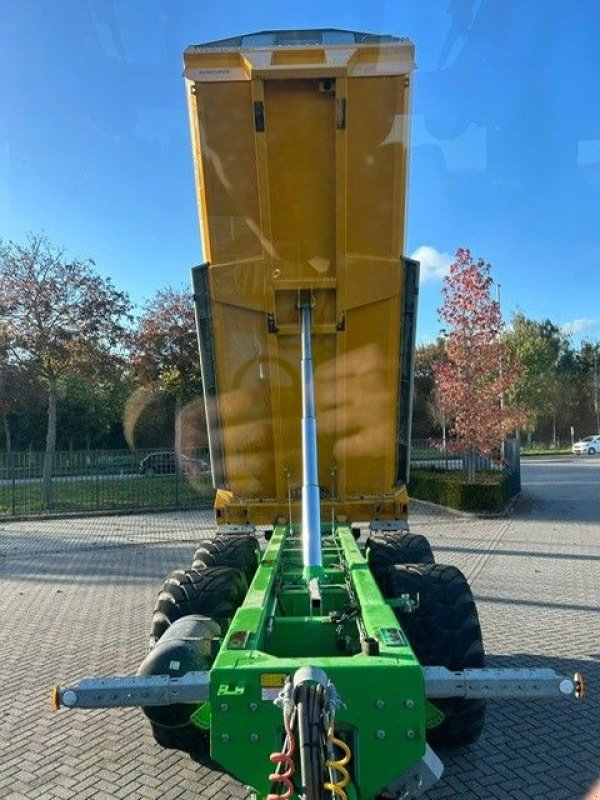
[{"left": 0, "top": 493, "right": 598, "bottom": 799}]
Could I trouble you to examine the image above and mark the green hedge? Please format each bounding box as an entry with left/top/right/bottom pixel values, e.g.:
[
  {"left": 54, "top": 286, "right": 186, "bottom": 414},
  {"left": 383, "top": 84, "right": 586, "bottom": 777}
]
[
  {"left": 520, "top": 448, "right": 570, "bottom": 456},
  {"left": 408, "top": 469, "right": 509, "bottom": 513}
]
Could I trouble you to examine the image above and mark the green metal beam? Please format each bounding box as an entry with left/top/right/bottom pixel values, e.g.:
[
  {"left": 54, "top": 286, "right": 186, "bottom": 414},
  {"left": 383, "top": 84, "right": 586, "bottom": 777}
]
[{"left": 198, "top": 523, "right": 427, "bottom": 800}]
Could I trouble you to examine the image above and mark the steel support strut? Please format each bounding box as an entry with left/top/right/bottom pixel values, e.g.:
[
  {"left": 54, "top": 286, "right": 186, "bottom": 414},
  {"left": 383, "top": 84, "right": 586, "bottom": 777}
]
[
  {"left": 51, "top": 667, "right": 584, "bottom": 711},
  {"left": 51, "top": 672, "right": 210, "bottom": 710},
  {"left": 423, "top": 667, "right": 585, "bottom": 699}
]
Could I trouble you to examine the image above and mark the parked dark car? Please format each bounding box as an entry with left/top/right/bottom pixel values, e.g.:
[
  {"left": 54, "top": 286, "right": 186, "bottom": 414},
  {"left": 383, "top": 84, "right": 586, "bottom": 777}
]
[{"left": 139, "top": 451, "right": 210, "bottom": 476}]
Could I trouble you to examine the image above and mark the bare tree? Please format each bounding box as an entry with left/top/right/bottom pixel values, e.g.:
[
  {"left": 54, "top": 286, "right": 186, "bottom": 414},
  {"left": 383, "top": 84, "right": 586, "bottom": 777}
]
[{"left": 0, "top": 234, "right": 132, "bottom": 507}]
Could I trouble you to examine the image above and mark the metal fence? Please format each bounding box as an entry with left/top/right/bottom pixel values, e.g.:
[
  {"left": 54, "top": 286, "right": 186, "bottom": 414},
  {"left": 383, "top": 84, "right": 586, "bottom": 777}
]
[
  {"left": 0, "top": 440, "right": 521, "bottom": 519},
  {"left": 0, "top": 448, "right": 214, "bottom": 518},
  {"left": 410, "top": 440, "right": 502, "bottom": 472}
]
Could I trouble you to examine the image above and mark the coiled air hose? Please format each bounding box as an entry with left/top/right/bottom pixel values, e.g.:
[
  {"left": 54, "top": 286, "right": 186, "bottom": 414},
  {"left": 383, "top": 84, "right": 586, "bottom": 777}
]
[{"left": 324, "top": 734, "right": 352, "bottom": 800}]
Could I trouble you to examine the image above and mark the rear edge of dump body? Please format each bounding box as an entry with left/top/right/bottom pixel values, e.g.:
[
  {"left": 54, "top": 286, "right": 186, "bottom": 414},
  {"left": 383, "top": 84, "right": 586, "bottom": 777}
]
[{"left": 185, "top": 30, "right": 417, "bottom": 524}]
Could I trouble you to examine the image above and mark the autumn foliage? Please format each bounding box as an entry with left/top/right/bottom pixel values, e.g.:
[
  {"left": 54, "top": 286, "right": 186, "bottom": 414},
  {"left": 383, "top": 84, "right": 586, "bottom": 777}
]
[
  {"left": 128, "top": 287, "right": 203, "bottom": 451},
  {"left": 0, "top": 234, "right": 132, "bottom": 506},
  {"left": 131, "top": 287, "right": 201, "bottom": 392},
  {"left": 433, "top": 248, "right": 523, "bottom": 480}
]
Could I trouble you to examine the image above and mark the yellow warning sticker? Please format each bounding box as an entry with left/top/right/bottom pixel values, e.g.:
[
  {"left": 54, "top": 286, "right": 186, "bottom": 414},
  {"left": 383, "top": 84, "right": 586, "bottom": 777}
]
[{"left": 260, "top": 673, "right": 287, "bottom": 688}]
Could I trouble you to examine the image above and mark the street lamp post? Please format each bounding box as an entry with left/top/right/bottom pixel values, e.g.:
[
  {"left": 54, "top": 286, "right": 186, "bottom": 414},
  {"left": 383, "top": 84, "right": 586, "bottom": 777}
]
[
  {"left": 594, "top": 351, "right": 599, "bottom": 432},
  {"left": 497, "top": 283, "right": 505, "bottom": 460}
]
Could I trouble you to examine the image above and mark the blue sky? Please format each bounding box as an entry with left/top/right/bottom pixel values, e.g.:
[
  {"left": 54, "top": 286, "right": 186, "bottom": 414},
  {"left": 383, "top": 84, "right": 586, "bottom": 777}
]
[{"left": 1, "top": 1, "right": 599, "bottom": 345}]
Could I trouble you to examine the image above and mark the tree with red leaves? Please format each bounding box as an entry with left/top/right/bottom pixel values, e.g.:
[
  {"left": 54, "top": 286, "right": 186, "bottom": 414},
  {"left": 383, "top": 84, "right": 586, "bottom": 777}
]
[
  {"left": 433, "top": 248, "right": 523, "bottom": 482},
  {"left": 131, "top": 287, "right": 202, "bottom": 451},
  {"left": 0, "top": 234, "right": 132, "bottom": 507}
]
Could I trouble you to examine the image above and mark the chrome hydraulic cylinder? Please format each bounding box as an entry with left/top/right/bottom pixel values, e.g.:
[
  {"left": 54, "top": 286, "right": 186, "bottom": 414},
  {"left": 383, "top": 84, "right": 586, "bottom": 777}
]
[{"left": 300, "top": 304, "right": 322, "bottom": 577}]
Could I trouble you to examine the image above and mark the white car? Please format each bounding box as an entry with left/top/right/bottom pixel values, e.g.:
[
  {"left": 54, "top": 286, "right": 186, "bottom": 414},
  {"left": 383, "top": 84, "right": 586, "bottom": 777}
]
[{"left": 572, "top": 435, "right": 600, "bottom": 455}]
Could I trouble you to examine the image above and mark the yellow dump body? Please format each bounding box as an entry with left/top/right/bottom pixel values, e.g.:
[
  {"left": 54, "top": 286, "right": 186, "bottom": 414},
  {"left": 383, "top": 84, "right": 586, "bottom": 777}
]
[{"left": 185, "top": 30, "right": 418, "bottom": 524}]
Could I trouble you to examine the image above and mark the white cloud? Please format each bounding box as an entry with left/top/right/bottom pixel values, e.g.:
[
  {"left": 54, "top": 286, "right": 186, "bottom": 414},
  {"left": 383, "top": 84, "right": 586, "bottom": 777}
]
[
  {"left": 561, "top": 318, "right": 600, "bottom": 337},
  {"left": 410, "top": 245, "right": 453, "bottom": 283}
]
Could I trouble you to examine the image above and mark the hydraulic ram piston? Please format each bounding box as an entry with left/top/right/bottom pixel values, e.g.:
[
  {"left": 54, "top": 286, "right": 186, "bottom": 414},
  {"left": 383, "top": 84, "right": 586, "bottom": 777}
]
[{"left": 300, "top": 304, "right": 322, "bottom": 578}]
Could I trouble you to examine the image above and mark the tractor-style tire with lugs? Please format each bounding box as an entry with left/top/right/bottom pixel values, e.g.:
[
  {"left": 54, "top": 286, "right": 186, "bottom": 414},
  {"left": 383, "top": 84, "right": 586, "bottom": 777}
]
[
  {"left": 191, "top": 535, "right": 260, "bottom": 585},
  {"left": 145, "top": 566, "right": 247, "bottom": 760},
  {"left": 387, "top": 563, "right": 486, "bottom": 747},
  {"left": 149, "top": 565, "right": 247, "bottom": 647},
  {"left": 150, "top": 717, "right": 213, "bottom": 760},
  {"left": 366, "top": 531, "right": 435, "bottom": 595}
]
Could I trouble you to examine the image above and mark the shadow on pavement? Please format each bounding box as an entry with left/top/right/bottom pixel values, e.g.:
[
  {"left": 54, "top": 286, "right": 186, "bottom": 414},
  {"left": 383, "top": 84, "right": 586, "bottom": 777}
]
[
  {"left": 429, "top": 652, "right": 599, "bottom": 800},
  {"left": 0, "top": 538, "right": 204, "bottom": 584}
]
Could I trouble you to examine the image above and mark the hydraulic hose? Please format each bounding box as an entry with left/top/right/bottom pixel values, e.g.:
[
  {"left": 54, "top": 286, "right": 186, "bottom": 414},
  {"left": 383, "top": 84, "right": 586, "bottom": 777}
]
[{"left": 296, "top": 683, "right": 324, "bottom": 800}]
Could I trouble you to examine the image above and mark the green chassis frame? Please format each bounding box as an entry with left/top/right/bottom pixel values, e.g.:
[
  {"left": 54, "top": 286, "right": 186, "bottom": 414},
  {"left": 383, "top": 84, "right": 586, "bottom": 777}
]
[
  {"left": 200, "top": 523, "right": 428, "bottom": 800},
  {"left": 52, "top": 523, "right": 582, "bottom": 799}
]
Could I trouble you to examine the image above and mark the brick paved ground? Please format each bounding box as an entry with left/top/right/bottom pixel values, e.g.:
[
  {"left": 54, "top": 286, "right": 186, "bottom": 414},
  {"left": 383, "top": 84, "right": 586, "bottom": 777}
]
[{"left": 0, "top": 463, "right": 598, "bottom": 799}]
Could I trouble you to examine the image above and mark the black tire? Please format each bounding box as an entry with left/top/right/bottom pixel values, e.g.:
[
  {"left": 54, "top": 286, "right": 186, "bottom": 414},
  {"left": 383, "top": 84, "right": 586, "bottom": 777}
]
[
  {"left": 140, "top": 616, "right": 219, "bottom": 761},
  {"left": 387, "top": 563, "right": 486, "bottom": 747},
  {"left": 588, "top": 447, "right": 596, "bottom": 455},
  {"left": 151, "top": 719, "right": 213, "bottom": 760},
  {"left": 150, "top": 565, "right": 247, "bottom": 647},
  {"left": 144, "top": 466, "right": 156, "bottom": 476},
  {"left": 146, "top": 567, "right": 247, "bottom": 760},
  {"left": 366, "top": 532, "right": 435, "bottom": 595},
  {"left": 191, "top": 535, "right": 260, "bottom": 585}
]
